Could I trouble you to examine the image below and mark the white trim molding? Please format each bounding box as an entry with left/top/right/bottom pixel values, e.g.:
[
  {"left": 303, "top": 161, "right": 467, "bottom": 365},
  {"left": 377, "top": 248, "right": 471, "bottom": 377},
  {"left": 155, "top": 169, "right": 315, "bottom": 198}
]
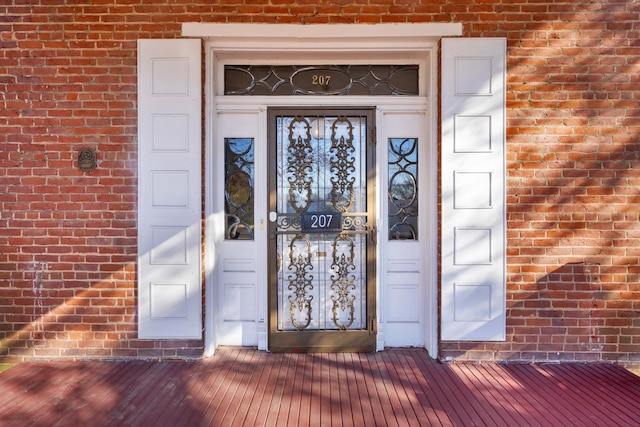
[
  {"left": 183, "top": 23, "right": 462, "bottom": 52},
  {"left": 189, "top": 22, "right": 458, "bottom": 359}
]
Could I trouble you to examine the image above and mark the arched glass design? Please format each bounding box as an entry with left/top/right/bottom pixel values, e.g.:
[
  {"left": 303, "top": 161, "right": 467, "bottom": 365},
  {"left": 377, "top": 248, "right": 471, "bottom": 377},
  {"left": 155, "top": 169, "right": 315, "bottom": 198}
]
[
  {"left": 225, "top": 138, "right": 254, "bottom": 240},
  {"left": 388, "top": 138, "right": 418, "bottom": 240},
  {"left": 225, "top": 65, "right": 419, "bottom": 96}
]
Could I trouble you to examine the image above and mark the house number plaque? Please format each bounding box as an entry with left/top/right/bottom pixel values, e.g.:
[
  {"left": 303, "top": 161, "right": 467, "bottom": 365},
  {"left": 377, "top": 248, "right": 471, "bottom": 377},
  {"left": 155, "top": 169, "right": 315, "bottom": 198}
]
[
  {"left": 301, "top": 212, "right": 342, "bottom": 233},
  {"left": 290, "top": 68, "right": 350, "bottom": 94},
  {"left": 78, "top": 148, "right": 97, "bottom": 172}
]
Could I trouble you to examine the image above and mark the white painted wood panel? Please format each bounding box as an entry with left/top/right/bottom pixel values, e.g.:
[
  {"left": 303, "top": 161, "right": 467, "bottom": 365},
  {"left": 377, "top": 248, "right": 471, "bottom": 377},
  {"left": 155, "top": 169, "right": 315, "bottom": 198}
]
[
  {"left": 138, "top": 39, "right": 202, "bottom": 339},
  {"left": 441, "top": 38, "right": 506, "bottom": 341},
  {"left": 381, "top": 110, "right": 428, "bottom": 347},
  {"left": 215, "top": 111, "right": 262, "bottom": 346}
]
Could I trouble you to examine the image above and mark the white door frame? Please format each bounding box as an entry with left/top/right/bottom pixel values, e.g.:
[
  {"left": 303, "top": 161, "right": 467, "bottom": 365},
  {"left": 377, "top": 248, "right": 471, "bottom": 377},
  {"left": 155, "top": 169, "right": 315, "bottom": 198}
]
[{"left": 186, "top": 23, "right": 463, "bottom": 358}]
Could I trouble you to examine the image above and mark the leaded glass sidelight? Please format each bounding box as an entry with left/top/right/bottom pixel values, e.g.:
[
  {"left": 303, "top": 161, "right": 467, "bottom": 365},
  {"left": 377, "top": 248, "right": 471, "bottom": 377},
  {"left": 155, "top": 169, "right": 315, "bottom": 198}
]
[
  {"left": 388, "top": 138, "right": 418, "bottom": 240},
  {"left": 224, "top": 138, "right": 254, "bottom": 240}
]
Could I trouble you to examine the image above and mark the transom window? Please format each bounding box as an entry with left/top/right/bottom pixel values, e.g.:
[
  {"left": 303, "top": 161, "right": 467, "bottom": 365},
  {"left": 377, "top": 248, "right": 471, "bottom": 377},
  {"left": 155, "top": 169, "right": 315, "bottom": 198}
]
[{"left": 224, "top": 65, "right": 419, "bottom": 96}]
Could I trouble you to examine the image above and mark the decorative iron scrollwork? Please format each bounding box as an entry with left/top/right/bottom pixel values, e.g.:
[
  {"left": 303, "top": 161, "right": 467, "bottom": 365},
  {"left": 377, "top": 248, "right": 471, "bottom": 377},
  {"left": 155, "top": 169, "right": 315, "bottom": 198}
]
[
  {"left": 342, "top": 215, "right": 366, "bottom": 231},
  {"left": 287, "top": 234, "right": 314, "bottom": 330},
  {"left": 388, "top": 138, "right": 418, "bottom": 240},
  {"left": 273, "top": 109, "right": 373, "bottom": 336},
  {"left": 287, "top": 117, "right": 314, "bottom": 213},
  {"left": 329, "top": 117, "right": 356, "bottom": 212},
  {"left": 330, "top": 235, "right": 356, "bottom": 330},
  {"left": 277, "top": 215, "right": 302, "bottom": 232}
]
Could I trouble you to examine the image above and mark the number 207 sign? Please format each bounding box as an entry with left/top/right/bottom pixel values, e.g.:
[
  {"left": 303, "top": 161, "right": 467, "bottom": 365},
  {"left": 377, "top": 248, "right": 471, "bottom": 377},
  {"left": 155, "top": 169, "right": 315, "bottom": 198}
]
[{"left": 301, "top": 212, "right": 342, "bottom": 233}]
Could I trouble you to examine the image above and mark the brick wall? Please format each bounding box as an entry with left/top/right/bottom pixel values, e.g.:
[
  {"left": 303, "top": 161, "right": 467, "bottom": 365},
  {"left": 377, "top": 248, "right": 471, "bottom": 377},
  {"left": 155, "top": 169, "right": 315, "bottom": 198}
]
[{"left": 1, "top": 1, "right": 638, "bottom": 363}]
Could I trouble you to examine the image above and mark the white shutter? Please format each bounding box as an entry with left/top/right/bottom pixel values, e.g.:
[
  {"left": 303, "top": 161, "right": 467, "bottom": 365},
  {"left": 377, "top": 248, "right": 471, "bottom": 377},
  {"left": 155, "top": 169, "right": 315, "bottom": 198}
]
[
  {"left": 137, "top": 39, "right": 202, "bottom": 339},
  {"left": 441, "top": 38, "right": 506, "bottom": 341}
]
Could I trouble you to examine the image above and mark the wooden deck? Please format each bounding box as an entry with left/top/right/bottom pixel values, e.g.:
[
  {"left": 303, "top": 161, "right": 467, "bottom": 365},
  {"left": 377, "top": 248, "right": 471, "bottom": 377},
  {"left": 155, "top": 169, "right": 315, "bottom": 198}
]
[{"left": 1, "top": 347, "right": 639, "bottom": 426}]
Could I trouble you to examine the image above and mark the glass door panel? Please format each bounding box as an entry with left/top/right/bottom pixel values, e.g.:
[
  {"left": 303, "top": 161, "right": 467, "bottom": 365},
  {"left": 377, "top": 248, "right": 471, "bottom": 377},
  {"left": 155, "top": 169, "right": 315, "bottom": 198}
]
[{"left": 268, "top": 108, "right": 376, "bottom": 352}]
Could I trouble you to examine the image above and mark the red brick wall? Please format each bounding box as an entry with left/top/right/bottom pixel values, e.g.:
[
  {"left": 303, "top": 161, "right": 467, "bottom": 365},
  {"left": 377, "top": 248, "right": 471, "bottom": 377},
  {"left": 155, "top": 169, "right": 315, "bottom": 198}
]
[{"left": 1, "top": 1, "right": 638, "bottom": 363}]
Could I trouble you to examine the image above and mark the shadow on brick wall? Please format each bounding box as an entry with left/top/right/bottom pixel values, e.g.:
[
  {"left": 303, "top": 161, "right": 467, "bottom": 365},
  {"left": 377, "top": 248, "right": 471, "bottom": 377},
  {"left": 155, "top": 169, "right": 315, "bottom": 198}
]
[{"left": 528, "top": 262, "right": 637, "bottom": 364}]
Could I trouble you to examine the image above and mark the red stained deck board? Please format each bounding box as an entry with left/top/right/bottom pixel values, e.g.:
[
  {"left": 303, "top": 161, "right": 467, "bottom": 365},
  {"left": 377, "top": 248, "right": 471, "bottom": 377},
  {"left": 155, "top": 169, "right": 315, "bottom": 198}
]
[
  {"left": 281, "top": 354, "right": 305, "bottom": 427},
  {"left": 481, "top": 363, "right": 558, "bottom": 425},
  {"left": 417, "top": 356, "right": 489, "bottom": 425},
  {"left": 328, "top": 353, "right": 346, "bottom": 427},
  {"left": 226, "top": 349, "right": 271, "bottom": 427},
  {"left": 298, "top": 354, "right": 316, "bottom": 427},
  {"left": 217, "top": 348, "right": 262, "bottom": 425},
  {"left": 20, "top": 362, "right": 116, "bottom": 426},
  {"left": 1, "top": 348, "right": 640, "bottom": 427},
  {"left": 569, "top": 363, "right": 640, "bottom": 408},
  {"left": 196, "top": 347, "right": 246, "bottom": 425},
  {"left": 261, "top": 353, "right": 290, "bottom": 427},
  {"left": 180, "top": 360, "right": 226, "bottom": 426},
  {"left": 507, "top": 363, "right": 605, "bottom": 427},
  {"left": 358, "top": 352, "right": 392, "bottom": 426},
  {"left": 244, "top": 352, "right": 283, "bottom": 427},
  {"left": 398, "top": 350, "right": 456, "bottom": 426},
  {"left": 71, "top": 362, "right": 151, "bottom": 426},
  {"left": 342, "top": 353, "right": 369, "bottom": 427},
  {"left": 355, "top": 353, "right": 381, "bottom": 426},
  {"left": 305, "top": 354, "right": 321, "bottom": 426},
  {"left": 502, "top": 364, "right": 584, "bottom": 426},
  {"left": 317, "top": 352, "right": 333, "bottom": 427},
  {"left": 129, "top": 362, "right": 191, "bottom": 426},
  {"left": 404, "top": 350, "right": 463, "bottom": 426},
  {"left": 379, "top": 350, "right": 425, "bottom": 424},
  {"left": 539, "top": 363, "right": 638, "bottom": 426},
  {"left": 226, "top": 350, "right": 267, "bottom": 427},
  {"left": 158, "top": 363, "right": 212, "bottom": 427},
  {"left": 387, "top": 350, "right": 448, "bottom": 425},
  {"left": 443, "top": 363, "right": 509, "bottom": 426},
  {"left": 288, "top": 353, "right": 307, "bottom": 427},
  {"left": 455, "top": 363, "right": 531, "bottom": 426},
  {"left": 367, "top": 352, "right": 402, "bottom": 427},
  {"left": 105, "top": 361, "right": 177, "bottom": 426},
  {"left": 209, "top": 348, "right": 255, "bottom": 425},
  {"left": 268, "top": 353, "right": 296, "bottom": 427},
  {"left": 0, "top": 363, "right": 56, "bottom": 419}
]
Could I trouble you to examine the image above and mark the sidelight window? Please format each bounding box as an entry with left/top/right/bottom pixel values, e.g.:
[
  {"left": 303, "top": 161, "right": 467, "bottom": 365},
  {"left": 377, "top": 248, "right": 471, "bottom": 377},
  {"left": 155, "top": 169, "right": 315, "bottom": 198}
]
[
  {"left": 388, "top": 138, "right": 418, "bottom": 240},
  {"left": 224, "top": 138, "right": 255, "bottom": 240}
]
